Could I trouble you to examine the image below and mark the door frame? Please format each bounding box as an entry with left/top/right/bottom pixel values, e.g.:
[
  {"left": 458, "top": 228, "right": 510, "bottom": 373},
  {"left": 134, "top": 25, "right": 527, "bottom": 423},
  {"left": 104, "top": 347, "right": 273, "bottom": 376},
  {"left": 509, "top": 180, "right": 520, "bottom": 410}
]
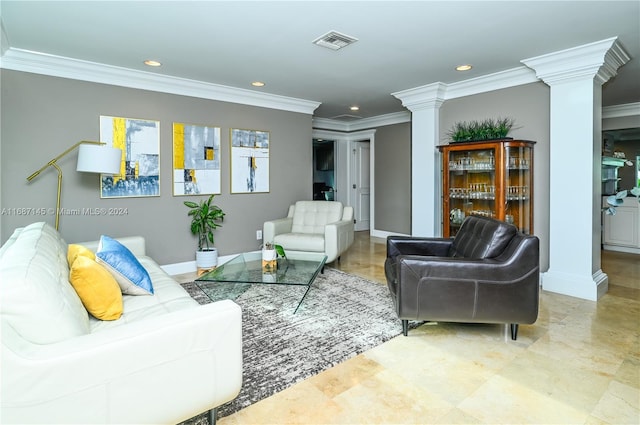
[{"left": 312, "top": 129, "right": 376, "bottom": 234}]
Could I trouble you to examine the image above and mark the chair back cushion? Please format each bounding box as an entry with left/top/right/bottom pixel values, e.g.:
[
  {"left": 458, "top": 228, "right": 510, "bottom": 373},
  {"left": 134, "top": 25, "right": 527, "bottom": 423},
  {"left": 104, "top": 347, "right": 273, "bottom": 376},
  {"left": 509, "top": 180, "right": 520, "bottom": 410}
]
[
  {"left": 291, "top": 201, "right": 343, "bottom": 234},
  {"left": 449, "top": 215, "right": 517, "bottom": 259}
]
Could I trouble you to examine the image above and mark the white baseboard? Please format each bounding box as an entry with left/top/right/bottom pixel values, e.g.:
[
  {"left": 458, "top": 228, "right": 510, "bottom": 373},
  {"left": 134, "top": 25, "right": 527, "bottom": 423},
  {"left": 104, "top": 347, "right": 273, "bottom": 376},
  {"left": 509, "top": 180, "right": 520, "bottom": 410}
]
[
  {"left": 370, "top": 229, "right": 410, "bottom": 240},
  {"left": 602, "top": 244, "right": 640, "bottom": 255}
]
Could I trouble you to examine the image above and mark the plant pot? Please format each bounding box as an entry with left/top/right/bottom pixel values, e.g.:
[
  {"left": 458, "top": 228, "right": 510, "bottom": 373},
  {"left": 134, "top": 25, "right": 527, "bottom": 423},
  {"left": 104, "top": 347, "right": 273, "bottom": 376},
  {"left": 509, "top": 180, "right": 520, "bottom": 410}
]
[
  {"left": 196, "top": 249, "right": 218, "bottom": 269},
  {"left": 262, "top": 249, "right": 277, "bottom": 272}
]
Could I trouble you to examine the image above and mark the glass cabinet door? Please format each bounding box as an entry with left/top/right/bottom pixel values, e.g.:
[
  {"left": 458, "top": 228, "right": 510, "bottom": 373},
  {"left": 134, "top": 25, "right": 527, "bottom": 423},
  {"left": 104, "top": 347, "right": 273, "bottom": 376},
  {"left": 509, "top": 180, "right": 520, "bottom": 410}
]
[
  {"left": 504, "top": 145, "right": 533, "bottom": 234},
  {"left": 446, "top": 147, "right": 497, "bottom": 236}
]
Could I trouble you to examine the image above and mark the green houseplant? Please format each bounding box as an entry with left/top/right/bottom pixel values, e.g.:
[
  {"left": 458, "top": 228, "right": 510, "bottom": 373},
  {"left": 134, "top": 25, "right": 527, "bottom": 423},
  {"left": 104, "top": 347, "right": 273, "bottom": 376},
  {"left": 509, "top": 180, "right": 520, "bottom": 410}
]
[
  {"left": 184, "top": 194, "right": 225, "bottom": 268},
  {"left": 447, "top": 117, "right": 516, "bottom": 142}
]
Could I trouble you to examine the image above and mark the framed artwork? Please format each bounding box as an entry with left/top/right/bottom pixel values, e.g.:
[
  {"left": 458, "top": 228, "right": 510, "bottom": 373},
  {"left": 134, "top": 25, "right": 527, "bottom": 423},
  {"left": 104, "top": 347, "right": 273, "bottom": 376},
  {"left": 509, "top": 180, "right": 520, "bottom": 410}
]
[
  {"left": 100, "top": 116, "right": 160, "bottom": 198},
  {"left": 173, "top": 122, "right": 221, "bottom": 195},
  {"left": 230, "top": 128, "right": 270, "bottom": 193}
]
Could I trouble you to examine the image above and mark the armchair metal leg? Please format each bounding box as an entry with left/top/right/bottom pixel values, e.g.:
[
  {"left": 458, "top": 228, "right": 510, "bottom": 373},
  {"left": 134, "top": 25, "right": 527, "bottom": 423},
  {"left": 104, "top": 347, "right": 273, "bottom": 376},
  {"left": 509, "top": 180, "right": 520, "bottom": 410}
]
[
  {"left": 208, "top": 407, "right": 218, "bottom": 425},
  {"left": 510, "top": 323, "right": 519, "bottom": 340},
  {"left": 402, "top": 320, "right": 408, "bottom": 336}
]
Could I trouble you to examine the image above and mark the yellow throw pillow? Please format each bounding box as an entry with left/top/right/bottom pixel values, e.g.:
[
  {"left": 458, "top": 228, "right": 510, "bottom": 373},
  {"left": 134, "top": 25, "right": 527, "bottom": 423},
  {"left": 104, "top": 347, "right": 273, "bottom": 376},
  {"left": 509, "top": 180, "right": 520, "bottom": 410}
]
[
  {"left": 67, "top": 244, "right": 96, "bottom": 267},
  {"left": 69, "top": 256, "right": 123, "bottom": 321}
]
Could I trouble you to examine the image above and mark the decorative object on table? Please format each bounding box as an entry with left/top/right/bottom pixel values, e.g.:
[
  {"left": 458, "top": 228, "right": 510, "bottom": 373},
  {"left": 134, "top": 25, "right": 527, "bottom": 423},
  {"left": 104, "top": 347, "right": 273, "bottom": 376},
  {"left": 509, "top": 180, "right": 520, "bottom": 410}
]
[
  {"left": 604, "top": 187, "right": 640, "bottom": 215},
  {"left": 230, "top": 128, "right": 270, "bottom": 193},
  {"left": 262, "top": 242, "right": 278, "bottom": 272},
  {"left": 447, "top": 117, "right": 515, "bottom": 142},
  {"left": 184, "top": 194, "right": 225, "bottom": 269},
  {"left": 173, "top": 122, "right": 221, "bottom": 196},
  {"left": 26, "top": 140, "right": 122, "bottom": 230},
  {"left": 100, "top": 115, "right": 160, "bottom": 198}
]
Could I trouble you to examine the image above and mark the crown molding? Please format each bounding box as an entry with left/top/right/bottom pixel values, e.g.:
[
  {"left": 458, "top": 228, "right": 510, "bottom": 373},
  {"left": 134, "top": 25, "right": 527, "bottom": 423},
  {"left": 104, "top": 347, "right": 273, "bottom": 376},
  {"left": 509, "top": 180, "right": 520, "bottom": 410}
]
[
  {"left": 444, "top": 66, "right": 538, "bottom": 99},
  {"left": 313, "top": 111, "right": 410, "bottom": 132},
  {"left": 521, "top": 37, "right": 630, "bottom": 86},
  {"left": 0, "top": 48, "right": 321, "bottom": 115},
  {"left": 312, "top": 128, "right": 376, "bottom": 142},
  {"left": 392, "top": 82, "right": 447, "bottom": 112},
  {"left": 392, "top": 66, "right": 539, "bottom": 113},
  {"left": 602, "top": 102, "right": 640, "bottom": 119}
]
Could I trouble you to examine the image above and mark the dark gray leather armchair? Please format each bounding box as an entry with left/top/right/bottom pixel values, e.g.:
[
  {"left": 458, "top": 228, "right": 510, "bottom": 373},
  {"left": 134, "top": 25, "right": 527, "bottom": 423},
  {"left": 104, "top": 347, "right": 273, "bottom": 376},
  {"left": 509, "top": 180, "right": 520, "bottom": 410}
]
[{"left": 384, "top": 215, "right": 539, "bottom": 340}]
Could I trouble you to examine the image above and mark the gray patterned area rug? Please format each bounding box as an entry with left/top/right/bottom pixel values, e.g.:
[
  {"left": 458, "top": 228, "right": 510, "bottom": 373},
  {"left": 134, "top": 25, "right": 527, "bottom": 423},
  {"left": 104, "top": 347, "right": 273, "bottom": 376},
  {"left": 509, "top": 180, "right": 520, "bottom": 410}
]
[{"left": 179, "top": 267, "right": 403, "bottom": 424}]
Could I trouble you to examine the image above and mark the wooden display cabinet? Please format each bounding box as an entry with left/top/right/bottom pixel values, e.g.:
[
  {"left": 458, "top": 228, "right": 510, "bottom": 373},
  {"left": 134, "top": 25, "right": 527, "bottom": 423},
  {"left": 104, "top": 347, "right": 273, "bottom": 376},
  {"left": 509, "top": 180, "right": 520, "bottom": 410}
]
[{"left": 438, "top": 139, "right": 535, "bottom": 237}]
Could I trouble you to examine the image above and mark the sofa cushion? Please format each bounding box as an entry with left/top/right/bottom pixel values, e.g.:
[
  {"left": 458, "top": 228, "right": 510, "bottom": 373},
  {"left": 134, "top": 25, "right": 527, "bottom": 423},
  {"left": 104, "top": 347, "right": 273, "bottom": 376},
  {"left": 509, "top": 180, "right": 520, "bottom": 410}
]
[
  {"left": 96, "top": 235, "right": 154, "bottom": 295},
  {"left": 89, "top": 256, "right": 199, "bottom": 332},
  {"left": 0, "top": 222, "right": 90, "bottom": 344},
  {"left": 449, "top": 216, "right": 517, "bottom": 259},
  {"left": 273, "top": 232, "right": 325, "bottom": 252},
  {"left": 69, "top": 256, "right": 123, "bottom": 320},
  {"left": 291, "top": 201, "right": 343, "bottom": 234}
]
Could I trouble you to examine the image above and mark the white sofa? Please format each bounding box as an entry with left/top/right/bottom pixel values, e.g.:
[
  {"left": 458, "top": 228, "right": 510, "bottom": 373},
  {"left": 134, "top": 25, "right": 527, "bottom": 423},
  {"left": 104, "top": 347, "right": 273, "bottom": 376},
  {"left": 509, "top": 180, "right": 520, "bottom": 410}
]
[
  {"left": 0, "top": 222, "right": 242, "bottom": 425},
  {"left": 263, "top": 200, "right": 355, "bottom": 263}
]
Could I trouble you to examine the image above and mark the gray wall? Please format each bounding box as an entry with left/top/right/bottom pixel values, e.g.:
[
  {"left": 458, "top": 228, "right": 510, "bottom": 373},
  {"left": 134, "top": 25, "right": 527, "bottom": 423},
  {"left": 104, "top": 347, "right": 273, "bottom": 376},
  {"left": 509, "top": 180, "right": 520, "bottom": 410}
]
[
  {"left": 374, "top": 122, "right": 411, "bottom": 234},
  {"left": 440, "top": 82, "right": 551, "bottom": 270},
  {"left": 1, "top": 70, "right": 313, "bottom": 265}
]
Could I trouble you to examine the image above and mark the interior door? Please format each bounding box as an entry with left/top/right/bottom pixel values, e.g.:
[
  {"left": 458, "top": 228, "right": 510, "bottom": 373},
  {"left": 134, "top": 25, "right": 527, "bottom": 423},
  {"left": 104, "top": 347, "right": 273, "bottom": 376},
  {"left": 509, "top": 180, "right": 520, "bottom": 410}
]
[{"left": 352, "top": 141, "right": 370, "bottom": 231}]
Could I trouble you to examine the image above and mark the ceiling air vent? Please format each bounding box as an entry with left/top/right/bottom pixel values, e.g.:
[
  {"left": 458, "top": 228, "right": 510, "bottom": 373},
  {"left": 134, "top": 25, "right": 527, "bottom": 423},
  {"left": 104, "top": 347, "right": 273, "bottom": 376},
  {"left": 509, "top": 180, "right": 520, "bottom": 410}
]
[{"left": 313, "top": 31, "right": 358, "bottom": 51}]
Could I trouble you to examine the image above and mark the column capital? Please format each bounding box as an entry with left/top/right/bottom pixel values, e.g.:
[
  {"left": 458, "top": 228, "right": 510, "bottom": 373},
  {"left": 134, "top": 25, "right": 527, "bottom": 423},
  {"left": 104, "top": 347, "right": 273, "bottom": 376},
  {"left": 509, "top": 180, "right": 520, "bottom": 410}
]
[
  {"left": 521, "top": 37, "right": 630, "bottom": 86},
  {"left": 392, "top": 82, "right": 446, "bottom": 112}
]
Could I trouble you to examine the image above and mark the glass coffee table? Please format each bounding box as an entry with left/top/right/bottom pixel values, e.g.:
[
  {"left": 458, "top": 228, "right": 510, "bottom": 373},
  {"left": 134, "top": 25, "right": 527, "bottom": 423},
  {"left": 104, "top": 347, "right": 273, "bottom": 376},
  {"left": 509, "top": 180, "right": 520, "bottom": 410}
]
[{"left": 195, "top": 251, "right": 327, "bottom": 313}]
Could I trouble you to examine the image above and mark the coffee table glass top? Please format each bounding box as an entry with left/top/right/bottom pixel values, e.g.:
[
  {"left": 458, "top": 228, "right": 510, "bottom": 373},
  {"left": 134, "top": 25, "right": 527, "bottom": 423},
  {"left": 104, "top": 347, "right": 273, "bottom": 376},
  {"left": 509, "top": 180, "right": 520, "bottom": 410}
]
[
  {"left": 195, "top": 251, "right": 327, "bottom": 313},
  {"left": 196, "top": 251, "right": 326, "bottom": 285}
]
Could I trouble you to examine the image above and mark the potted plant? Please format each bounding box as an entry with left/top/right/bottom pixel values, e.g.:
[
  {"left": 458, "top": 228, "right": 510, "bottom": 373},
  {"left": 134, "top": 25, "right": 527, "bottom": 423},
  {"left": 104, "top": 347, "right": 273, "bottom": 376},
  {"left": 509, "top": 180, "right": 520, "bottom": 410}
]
[
  {"left": 447, "top": 117, "right": 516, "bottom": 142},
  {"left": 184, "top": 194, "right": 225, "bottom": 268}
]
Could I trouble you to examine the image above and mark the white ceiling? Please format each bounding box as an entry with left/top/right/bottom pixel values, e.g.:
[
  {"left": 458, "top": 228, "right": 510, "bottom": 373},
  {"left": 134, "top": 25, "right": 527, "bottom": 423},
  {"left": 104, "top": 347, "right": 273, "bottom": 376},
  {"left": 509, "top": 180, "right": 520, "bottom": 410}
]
[{"left": 1, "top": 1, "right": 638, "bottom": 120}]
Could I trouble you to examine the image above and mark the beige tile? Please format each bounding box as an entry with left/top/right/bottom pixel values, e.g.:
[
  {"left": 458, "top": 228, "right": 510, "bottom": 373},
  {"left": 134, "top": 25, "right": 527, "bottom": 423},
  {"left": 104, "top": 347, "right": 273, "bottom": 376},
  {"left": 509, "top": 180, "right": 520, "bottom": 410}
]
[
  {"left": 458, "top": 374, "right": 589, "bottom": 424},
  {"left": 591, "top": 380, "right": 640, "bottom": 424},
  {"left": 331, "top": 369, "right": 453, "bottom": 424},
  {"left": 498, "top": 349, "right": 611, "bottom": 412},
  {"left": 306, "top": 355, "right": 385, "bottom": 399}
]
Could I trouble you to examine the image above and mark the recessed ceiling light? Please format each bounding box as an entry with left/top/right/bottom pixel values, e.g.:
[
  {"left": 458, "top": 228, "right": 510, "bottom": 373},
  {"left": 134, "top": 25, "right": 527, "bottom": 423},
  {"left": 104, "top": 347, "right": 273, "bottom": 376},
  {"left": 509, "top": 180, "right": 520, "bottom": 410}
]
[
  {"left": 144, "top": 60, "right": 162, "bottom": 67},
  {"left": 350, "top": 106, "right": 360, "bottom": 111},
  {"left": 456, "top": 64, "right": 472, "bottom": 71},
  {"left": 251, "top": 81, "right": 265, "bottom": 87}
]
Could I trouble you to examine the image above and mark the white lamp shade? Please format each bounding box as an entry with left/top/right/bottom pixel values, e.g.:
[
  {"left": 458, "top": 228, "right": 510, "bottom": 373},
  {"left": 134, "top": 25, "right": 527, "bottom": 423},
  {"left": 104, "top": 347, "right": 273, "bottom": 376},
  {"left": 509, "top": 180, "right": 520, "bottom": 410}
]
[{"left": 76, "top": 144, "right": 122, "bottom": 174}]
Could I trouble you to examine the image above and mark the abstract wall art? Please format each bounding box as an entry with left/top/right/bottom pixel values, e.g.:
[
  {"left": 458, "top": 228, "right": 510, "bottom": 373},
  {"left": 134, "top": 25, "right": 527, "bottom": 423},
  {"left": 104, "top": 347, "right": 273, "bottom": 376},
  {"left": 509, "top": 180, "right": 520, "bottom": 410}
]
[
  {"left": 100, "top": 116, "right": 160, "bottom": 198},
  {"left": 173, "top": 122, "right": 221, "bottom": 196},
  {"left": 230, "top": 128, "right": 270, "bottom": 193}
]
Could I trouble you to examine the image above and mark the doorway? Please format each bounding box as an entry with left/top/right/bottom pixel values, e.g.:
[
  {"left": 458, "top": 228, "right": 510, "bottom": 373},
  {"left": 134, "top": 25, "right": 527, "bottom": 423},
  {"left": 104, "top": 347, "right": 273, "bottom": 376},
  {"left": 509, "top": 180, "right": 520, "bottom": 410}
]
[{"left": 313, "top": 139, "right": 335, "bottom": 201}]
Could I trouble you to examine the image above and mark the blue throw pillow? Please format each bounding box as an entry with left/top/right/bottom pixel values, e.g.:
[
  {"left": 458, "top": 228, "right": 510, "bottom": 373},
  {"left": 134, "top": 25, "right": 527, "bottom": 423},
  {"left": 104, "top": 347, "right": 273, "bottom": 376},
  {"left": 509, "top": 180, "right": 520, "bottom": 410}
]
[{"left": 96, "top": 235, "right": 154, "bottom": 295}]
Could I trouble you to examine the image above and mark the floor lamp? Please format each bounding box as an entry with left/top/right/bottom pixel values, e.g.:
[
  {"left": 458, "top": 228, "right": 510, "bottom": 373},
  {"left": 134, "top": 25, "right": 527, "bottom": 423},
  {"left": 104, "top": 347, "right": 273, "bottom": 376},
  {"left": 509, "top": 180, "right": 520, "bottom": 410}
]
[{"left": 26, "top": 141, "right": 122, "bottom": 230}]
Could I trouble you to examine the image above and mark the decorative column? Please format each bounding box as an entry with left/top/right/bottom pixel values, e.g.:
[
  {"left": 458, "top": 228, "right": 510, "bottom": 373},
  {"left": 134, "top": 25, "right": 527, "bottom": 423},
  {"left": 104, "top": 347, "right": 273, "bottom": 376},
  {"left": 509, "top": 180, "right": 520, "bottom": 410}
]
[
  {"left": 392, "top": 83, "right": 446, "bottom": 237},
  {"left": 522, "top": 37, "right": 630, "bottom": 300}
]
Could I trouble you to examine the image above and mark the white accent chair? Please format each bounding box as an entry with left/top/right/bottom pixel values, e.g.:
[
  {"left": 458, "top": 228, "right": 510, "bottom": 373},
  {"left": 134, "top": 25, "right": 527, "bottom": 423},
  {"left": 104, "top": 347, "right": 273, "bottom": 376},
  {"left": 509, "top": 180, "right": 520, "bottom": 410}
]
[{"left": 263, "top": 201, "right": 355, "bottom": 263}]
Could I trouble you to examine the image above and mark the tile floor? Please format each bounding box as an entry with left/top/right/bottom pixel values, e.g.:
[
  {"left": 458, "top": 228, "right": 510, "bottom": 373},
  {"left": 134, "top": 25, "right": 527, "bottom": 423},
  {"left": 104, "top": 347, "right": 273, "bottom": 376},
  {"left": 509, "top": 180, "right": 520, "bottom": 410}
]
[{"left": 185, "top": 232, "right": 639, "bottom": 424}]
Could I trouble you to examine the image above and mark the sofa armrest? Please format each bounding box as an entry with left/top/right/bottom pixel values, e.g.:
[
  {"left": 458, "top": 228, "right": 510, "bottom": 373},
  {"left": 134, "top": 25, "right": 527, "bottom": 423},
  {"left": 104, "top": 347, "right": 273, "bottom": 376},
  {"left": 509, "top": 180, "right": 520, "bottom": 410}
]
[
  {"left": 324, "top": 219, "right": 355, "bottom": 262},
  {"left": 74, "top": 236, "right": 146, "bottom": 257},
  {"left": 386, "top": 236, "right": 452, "bottom": 258},
  {"left": 2, "top": 300, "right": 242, "bottom": 424},
  {"left": 263, "top": 217, "right": 293, "bottom": 244}
]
